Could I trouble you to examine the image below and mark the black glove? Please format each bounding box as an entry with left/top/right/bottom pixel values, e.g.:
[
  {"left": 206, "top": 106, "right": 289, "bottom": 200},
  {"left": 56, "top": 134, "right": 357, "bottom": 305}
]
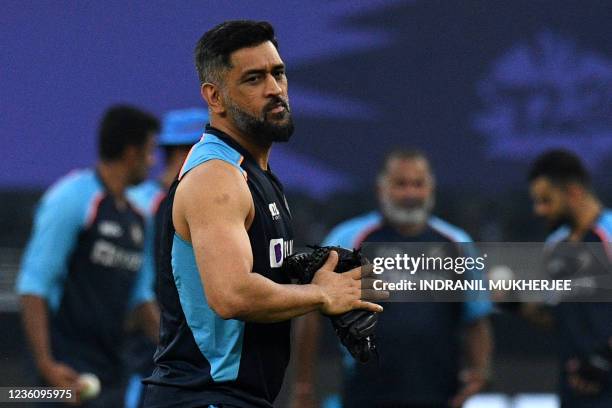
[{"left": 283, "top": 246, "right": 378, "bottom": 363}]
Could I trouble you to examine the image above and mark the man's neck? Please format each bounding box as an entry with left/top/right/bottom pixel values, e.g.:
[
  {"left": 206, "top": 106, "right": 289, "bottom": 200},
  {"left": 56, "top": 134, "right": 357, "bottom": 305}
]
[
  {"left": 570, "top": 194, "right": 602, "bottom": 239},
  {"left": 390, "top": 220, "right": 428, "bottom": 237},
  {"left": 96, "top": 161, "right": 129, "bottom": 199},
  {"left": 210, "top": 120, "right": 271, "bottom": 170}
]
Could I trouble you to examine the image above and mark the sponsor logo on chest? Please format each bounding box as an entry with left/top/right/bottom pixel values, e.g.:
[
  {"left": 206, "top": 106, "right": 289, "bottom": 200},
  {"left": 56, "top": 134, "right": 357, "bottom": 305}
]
[
  {"left": 269, "top": 238, "right": 294, "bottom": 268},
  {"left": 90, "top": 239, "right": 143, "bottom": 272},
  {"left": 98, "top": 219, "right": 143, "bottom": 246},
  {"left": 99, "top": 221, "right": 123, "bottom": 238}
]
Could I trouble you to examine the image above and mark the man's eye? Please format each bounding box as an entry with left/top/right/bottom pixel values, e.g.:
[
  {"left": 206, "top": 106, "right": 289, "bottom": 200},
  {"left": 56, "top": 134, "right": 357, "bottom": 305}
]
[
  {"left": 273, "top": 71, "right": 285, "bottom": 79},
  {"left": 246, "top": 75, "right": 260, "bottom": 83}
]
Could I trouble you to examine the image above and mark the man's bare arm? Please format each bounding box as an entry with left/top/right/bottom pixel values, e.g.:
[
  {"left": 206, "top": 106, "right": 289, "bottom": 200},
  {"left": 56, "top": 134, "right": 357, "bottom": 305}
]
[
  {"left": 450, "top": 318, "right": 493, "bottom": 407},
  {"left": 465, "top": 318, "right": 493, "bottom": 375},
  {"left": 131, "top": 301, "right": 160, "bottom": 343},
  {"left": 289, "top": 312, "right": 322, "bottom": 408},
  {"left": 21, "top": 295, "right": 54, "bottom": 370},
  {"left": 20, "top": 295, "right": 80, "bottom": 388},
  {"left": 173, "top": 161, "right": 382, "bottom": 323}
]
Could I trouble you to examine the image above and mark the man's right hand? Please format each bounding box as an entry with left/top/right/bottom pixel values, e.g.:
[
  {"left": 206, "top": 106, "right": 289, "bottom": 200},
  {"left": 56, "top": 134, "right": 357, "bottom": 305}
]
[
  {"left": 38, "top": 359, "right": 80, "bottom": 389},
  {"left": 312, "top": 251, "right": 383, "bottom": 315}
]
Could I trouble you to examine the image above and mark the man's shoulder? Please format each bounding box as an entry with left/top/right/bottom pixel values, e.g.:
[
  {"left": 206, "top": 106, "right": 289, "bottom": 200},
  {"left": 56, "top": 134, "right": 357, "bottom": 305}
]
[
  {"left": 127, "top": 179, "right": 164, "bottom": 215},
  {"left": 30, "top": 169, "right": 102, "bottom": 230},
  {"left": 42, "top": 168, "right": 101, "bottom": 205},
  {"left": 596, "top": 208, "right": 612, "bottom": 237},
  {"left": 545, "top": 209, "right": 612, "bottom": 244},
  {"left": 427, "top": 216, "right": 473, "bottom": 242},
  {"left": 323, "top": 211, "right": 382, "bottom": 247},
  {"left": 179, "top": 133, "right": 244, "bottom": 181},
  {"left": 175, "top": 158, "right": 253, "bottom": 226}
]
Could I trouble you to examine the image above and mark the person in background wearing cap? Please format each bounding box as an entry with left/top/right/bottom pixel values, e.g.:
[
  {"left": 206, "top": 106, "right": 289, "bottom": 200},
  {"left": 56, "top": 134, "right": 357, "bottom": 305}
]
[{"left": 125, "top": 108, "right": 209, "bottom": 408}]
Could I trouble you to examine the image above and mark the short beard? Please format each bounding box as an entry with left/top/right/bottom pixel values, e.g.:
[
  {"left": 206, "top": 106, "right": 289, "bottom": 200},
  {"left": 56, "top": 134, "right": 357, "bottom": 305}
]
[
  {"left": 128, "top": 171, "right": 147, "bottom": 186},
  {"left": 546, "top": 212, "right": 574, "bottom": 232},
  {"left": 380, "top": 195, "right": 435, "bottom": 227},
  {"left": 226, "top": 96, "right": 294, "bottom": 146}
]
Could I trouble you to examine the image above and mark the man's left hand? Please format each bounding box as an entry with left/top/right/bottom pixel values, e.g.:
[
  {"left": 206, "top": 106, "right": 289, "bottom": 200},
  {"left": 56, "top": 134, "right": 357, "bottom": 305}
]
[
  {"left": 449, "top": 368, "right": 488, "bottom": 408},
  {"left": 566, "top": 357, "right": 607, "bottom": 396}
]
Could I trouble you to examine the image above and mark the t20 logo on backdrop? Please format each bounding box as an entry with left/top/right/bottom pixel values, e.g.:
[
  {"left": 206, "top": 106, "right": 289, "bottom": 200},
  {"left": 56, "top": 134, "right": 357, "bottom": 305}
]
[{"left": 474, "top": 30, "right": 612, "bottom": 168}]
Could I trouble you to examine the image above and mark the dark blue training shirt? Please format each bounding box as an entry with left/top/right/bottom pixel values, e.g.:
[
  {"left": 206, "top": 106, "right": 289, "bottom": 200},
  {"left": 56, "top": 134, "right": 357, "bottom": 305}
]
[
  {"left": 125, "top": 179, "right": 167, "bottom": 407},
  {"left": 129, "top": 179, "right": 167, "bottom": 275},
  {"left": 547, "top": 209, "right": 612, "bottom": 408},
  {"left": 323, "top": 212, "right": 492, "bottom": 407},
  {"left": 17, "top": 169, "right": 154, "bottom": 385},
  {"left": 144, "top": 127, "right": 294, "bottom": 408}
]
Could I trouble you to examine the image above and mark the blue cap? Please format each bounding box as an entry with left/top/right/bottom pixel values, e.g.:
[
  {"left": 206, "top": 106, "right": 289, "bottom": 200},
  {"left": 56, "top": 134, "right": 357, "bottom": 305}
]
[{"left": 158, "top": 108, "right": 209, "bottom": 146}]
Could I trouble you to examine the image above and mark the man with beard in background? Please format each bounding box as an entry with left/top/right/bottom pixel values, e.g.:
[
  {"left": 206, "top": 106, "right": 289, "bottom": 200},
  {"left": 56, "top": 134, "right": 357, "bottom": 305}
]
[
  {"left": 527, "top": 149, "right": 612, "bottom": 408},
  {"left": 142, "top": 20, "right": 382, "bottom": 408},
  {"left": 291, "top": 149, "right": 493, "bottom": 408}
]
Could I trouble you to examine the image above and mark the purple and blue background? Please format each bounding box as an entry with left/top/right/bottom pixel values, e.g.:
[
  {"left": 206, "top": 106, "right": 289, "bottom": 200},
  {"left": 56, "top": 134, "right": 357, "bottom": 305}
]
[
  {"left": 3, "top": 0, "right": 611, "bottom": 197},
  {"left": 1, "top": 1, "right": 612, "bottom": 403}
]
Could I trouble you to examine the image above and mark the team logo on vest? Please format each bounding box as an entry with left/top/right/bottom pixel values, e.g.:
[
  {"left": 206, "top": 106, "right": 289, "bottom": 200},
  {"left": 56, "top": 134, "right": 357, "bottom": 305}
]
[
  {"left": 269, "top": 238, "right": 294, "bottom": 268},
  {"left": 99, "top": 220, "right": 123, "bottom": 238},
  {"left": 269, "top": 202, "right": 281, "bottom": 221}
]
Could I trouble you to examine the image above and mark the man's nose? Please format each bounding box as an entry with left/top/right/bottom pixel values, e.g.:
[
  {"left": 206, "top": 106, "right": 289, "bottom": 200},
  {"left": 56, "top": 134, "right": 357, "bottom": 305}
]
[{"left": 264, "top": 74, "right": 282, "bottom": 97}]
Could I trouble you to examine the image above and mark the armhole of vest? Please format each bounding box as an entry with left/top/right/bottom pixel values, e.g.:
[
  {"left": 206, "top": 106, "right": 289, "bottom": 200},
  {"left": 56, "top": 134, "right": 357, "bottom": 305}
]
[
  {"left": 178, "top": 136, "right": 247, "bottom": 182},
  {"left": 179, "top": 156, "right": 247, "bottom": 182},
  {"left": 237, "top": 155, "right": 247, "bottom": 181}
]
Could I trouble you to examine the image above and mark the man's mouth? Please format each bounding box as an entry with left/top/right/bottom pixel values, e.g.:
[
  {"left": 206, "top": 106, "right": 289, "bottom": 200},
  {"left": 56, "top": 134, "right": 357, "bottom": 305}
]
[
  {"left": 268, "top": 105, "right": 286, "bottom": 114},
  {"left": 399, "top": 201, "right": 425, "bottom": 210},
  {"left": 265, "top": 100, "right": 288, "bottom": 115}
]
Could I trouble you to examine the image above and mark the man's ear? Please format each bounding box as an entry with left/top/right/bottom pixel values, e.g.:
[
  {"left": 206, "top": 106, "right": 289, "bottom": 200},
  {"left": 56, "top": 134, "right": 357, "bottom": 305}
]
[
  {"left": 565, "top": 182, "right": 585, "bottom": 201},
  {"left": 121, "top": 145, "right": 139, "bottom": 164},
  {"left": 429, "top": 174, "right": 436, "bottom": 191},
  {"left": 201, "top": 83, "right": 225, "bottom": 115}
]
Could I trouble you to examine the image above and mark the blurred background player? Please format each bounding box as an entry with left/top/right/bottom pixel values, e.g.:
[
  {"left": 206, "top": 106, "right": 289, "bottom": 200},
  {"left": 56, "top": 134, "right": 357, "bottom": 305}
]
[
  {"left": 125, "top": 108, "right": 208, "bottom": 408},
  {"left": 16, "top": 105, "right": 161, "bottom": 407},
  {"left": 527, "top": 149, "right": 612, "bottom": 408},
  {"left": 291, "top": 149, "right": 493, "bottom": 408}
]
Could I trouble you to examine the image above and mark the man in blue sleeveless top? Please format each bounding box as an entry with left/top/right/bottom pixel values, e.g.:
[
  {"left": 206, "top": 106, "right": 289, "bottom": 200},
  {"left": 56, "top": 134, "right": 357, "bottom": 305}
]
[
  {"left": 291, "top": 150, "right": 493, "bottom": 408},
  {"left": 528, "top": 149, "right": 612, "bottom": 408},
  {"left": 142, "top": 21, "right": 383, "bottom": 408},
  {"left": 16, "top": 105, "right": 161, "bottom": 407},
  {"left": 125, "top": 108, "right": 208, "bottom": 408}
]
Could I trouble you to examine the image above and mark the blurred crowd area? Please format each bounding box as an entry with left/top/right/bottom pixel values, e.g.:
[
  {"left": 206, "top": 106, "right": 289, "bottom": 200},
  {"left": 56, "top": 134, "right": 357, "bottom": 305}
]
[
  {"left": 4, "top": 182, "right": 612, "bottom": 251},
  {"left": 2, "top": 183, "right": 611, "bottom": 402}
]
